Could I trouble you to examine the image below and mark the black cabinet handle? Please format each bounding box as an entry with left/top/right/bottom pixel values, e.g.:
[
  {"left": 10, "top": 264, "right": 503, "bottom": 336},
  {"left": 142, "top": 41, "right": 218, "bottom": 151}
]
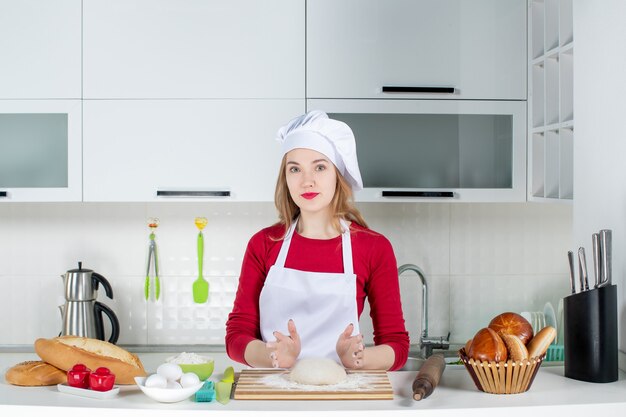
[
  {"left": 156, "top": 190, "right": 231, "bottom": 197},
  {"left": 382, "top": 86, "right": 455, "bottom": 94},
  {"left": 0, "top": 191, "right": 7, "bottom": 198},
  {"left": 382, "top": 191, "right": 454, "bottom": 198}
]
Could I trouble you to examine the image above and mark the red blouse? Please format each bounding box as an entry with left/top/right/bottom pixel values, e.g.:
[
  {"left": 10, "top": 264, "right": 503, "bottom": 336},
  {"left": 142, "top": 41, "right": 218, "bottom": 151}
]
[{"left": 225, "top": 222, "right": 410, "bottom": 371}]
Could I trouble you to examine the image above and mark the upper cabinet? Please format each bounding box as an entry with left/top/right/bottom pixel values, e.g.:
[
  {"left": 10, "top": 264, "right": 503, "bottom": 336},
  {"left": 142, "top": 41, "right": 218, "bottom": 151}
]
[
  {"left": 307, "top": 0, "right": 527, "bottom": 100},
  {"left": 0, "top": 0, "right": 81, "bottom": 99},
  {"left": 528, "top": 0, "right": 573, "bottom": 202},
  {"left": 83, "top": 100, "right": 303, "bottom": 202},
  {"left": 0, "top": 100, "right": 82, "bottom": 202},
  {"left": 83, "top": 0, "right": 304, "bottom": 99}
]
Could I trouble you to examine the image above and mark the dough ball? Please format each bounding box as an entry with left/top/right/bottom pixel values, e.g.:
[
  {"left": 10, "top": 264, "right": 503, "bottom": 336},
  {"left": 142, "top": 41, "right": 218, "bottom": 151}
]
[{"left": 289, "top": 358, "right": 347, "bottom": 385}]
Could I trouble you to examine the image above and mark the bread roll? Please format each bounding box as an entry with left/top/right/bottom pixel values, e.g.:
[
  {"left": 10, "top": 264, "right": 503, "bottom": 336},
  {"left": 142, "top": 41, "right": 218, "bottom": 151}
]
[
  {"left": 500, "top": 334, "right": 529, "bottom": 361},
  {"left": 464, "top": 339, "right": 472, "bottom": 355},
  {"left": 526, "top": 326, "right": 556, "bottom": 359},
  {"left": 468, "top": 328, "right": 508, "bottom": 362},
  {"left": 488, "top": 312, "right": 534, "bottom": 345},
  {"left": 5, "top": 361, "right": 66, "bottom": 386},
  {"left": 34, "top": 336, "right": 146, "bottom": 384}
]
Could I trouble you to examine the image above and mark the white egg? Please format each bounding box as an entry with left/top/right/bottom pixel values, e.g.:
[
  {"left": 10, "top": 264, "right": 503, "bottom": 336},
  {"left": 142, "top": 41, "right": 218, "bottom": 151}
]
[
  {"left": 166, "top": 380, "right": 182, "bottom": 389},
  {"left": 144, "top": 373, "right": 167, "bottom": 388},
  {"left": 156, "top": 363, "right": 183, "bottom": 381},
  {"left": 179, "top": 372, "right": 200, "bottom": 388}
]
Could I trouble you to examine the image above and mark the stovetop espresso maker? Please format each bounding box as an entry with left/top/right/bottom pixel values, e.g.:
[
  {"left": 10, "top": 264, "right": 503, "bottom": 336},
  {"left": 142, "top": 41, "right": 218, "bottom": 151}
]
[{"left": 59, "top": 262, "right": 120, "bottom": 344}]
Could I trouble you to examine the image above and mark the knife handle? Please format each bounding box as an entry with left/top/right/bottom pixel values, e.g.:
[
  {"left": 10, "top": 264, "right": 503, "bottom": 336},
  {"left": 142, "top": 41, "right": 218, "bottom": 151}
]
[
  {"left": 599, "top": 229, "right": 612, "bottom": 287},
  {"left": 592, "top": 233, "right": 601, "bottom": 288},
  {"left": 577, "top": 247, "right": 587, "bottom": 292},
  {"left": 567, "top": 250, "right": 576, "bottom": 294}
]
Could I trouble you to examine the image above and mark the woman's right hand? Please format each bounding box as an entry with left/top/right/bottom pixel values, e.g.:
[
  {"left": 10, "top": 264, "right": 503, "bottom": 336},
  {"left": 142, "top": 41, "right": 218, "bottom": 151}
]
[{"left": 266, "top": 319, "right": 301, "bottom": 368}]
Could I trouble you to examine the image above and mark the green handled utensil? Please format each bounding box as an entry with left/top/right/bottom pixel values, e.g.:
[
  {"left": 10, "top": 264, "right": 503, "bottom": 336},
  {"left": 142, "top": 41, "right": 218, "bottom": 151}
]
[
  {"left": 193, "top": 217, "right": 209, "bottom": 303},
  {"left": 145, "top": 218, "right": 160, "bottom": 301}
]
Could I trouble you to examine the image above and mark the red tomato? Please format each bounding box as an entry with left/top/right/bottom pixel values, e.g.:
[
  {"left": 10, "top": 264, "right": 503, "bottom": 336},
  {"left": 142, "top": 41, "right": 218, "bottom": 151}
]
[{"left": 67, "top": 364, "right": 91, "bottom": 389}]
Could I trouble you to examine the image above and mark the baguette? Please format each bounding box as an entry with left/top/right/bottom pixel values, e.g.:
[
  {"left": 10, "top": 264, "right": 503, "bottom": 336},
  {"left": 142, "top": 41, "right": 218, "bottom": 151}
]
[
  {"left": 5, "top": 361, "right": 66, "bottom": 386},
  {"left": 526, "top": 326, "right": 557, "bottom": 359},
  {"left": 34, "top": 336, "right": 146, "bottom": 384}
]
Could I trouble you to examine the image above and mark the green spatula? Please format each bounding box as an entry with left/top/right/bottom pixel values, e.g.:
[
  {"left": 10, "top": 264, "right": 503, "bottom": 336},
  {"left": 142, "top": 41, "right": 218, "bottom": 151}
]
[{"left": 193, "top": 217, "right": 209, "bottom": 303}]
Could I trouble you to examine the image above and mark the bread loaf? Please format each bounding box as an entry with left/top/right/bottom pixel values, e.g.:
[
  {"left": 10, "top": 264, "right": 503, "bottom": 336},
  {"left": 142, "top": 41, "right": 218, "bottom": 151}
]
[
  {"left": 526, "top": 326, "right": 556, "bottom": 359},
  {"left": 468, "top": 328, "right": 508, "bottom": 362},
  {"left": 5, "top": 361, "right": 66, "bottom": 386},
  {"left": 500, "top": 334, "right": 529, "bottom": 361},
  {"left": 488, "top": 312, "right": 534, "bottom": 345},
  {"left": 34, "top": 336, "right": 146, "bottom": 384}
]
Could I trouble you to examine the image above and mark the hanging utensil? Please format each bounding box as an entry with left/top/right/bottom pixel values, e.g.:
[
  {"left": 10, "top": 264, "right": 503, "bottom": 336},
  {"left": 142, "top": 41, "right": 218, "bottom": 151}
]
[
  {"left": 193, "top": 217, "right": 209, "bottom": 303},
  {"left": 592, "top": 233, "right": 602, "bottom": 288},
  {"left": 567, "top": 250, "right": 576, "bottom": 294},
  {"left": 598, "top": 229, "right": 612, "bottom": 287},
  {"left": 577, "top": 247, "right": 589, "bottom": 291},
  {"left": 145, "top": 218, "right": 160, "bottom": 301}
]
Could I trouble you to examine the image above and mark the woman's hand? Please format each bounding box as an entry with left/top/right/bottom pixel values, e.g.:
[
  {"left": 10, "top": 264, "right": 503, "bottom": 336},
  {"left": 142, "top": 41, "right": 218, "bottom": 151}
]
[
  {"left": 336, "top": 323, "right": 364, "bottom": 369},
  {"left": 266, "top": 319, "right": 301, "bottom": 368}
]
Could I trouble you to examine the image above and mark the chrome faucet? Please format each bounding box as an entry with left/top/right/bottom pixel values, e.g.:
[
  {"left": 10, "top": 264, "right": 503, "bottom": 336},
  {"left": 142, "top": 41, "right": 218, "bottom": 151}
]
[{"left": 398, "top": 263, "right": 450, "bottom": 358}]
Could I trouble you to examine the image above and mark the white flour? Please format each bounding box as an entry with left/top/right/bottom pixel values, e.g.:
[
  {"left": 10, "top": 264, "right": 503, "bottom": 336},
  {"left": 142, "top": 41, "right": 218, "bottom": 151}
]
[
  {"left": 260, "top": 372, "right": 379, "bottom": 392},
  {"left": 165, "top": 352, "right": 212, "bottom": 364}
]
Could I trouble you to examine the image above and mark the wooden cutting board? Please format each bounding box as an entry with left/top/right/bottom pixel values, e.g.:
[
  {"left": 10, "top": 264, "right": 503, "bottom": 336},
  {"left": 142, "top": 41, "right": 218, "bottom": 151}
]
[{"left": 233, "top": 368, "right": 394, "bottom": 400}]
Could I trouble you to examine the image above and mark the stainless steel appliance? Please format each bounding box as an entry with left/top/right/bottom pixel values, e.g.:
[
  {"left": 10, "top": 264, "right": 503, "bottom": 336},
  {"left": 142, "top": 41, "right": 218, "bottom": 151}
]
[{"left": 59, "top": 262, "right": 120, "bottom": 344}]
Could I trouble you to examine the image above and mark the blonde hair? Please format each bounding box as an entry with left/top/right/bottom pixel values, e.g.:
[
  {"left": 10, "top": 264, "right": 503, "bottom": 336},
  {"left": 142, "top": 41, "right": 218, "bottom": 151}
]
[{"left": 274, "top": 155, "right": 368, "bottom": 238}]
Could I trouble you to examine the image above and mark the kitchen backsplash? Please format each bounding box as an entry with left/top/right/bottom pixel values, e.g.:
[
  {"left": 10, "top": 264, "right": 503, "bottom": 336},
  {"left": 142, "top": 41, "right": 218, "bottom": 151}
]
[{"left": 0, "top": 202, "right": 571, "bottom": 348}]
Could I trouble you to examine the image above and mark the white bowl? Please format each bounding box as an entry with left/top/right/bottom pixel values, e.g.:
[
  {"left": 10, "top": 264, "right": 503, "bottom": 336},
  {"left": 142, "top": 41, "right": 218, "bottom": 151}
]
[{"left": 134, "top": 377, "right": 204, "bottom": 403}]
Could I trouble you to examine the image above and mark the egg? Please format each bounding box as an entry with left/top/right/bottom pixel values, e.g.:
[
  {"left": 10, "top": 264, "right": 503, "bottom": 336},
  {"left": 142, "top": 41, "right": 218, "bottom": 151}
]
[
  {"left": 156, "top": 363, "right": 183, "bottom": 381},
  {"left": 166, "top": 380, "right": 182, "bottom": 389},
  {"left": 144, "top": 373, "right": 167, "bottom": 388},
  {"left": 179, "top": 372, "right": 200, "bottom": 388}
]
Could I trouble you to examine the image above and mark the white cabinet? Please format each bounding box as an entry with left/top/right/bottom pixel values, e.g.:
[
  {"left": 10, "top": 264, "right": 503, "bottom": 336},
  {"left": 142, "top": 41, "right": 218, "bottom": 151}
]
[
  {"left": 0, "top": 100, "right": 82, "bottom": 202},
  {"left": 83, "top": 0, "right": 304, "bottom": 99},
  {"left": 83, "top": 100, "right": 304, "bottom": 202},
  {"left": 309, "top": 99, "right": 527, "bottom": 202},
  {"left": 528, "top": 0, "right": 573, "bottom": 201},
  {"left": 307, "top": 0, "right": 526, "bottom": 100},
  {"left": 0, "top": 0, "right": 81, "bottom": 99}
]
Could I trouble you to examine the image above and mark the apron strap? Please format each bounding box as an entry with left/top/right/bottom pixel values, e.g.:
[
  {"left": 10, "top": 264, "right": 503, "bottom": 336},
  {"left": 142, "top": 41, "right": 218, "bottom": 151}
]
[{"left": 274, "top": 217, "right": 354, "bottom": 274}]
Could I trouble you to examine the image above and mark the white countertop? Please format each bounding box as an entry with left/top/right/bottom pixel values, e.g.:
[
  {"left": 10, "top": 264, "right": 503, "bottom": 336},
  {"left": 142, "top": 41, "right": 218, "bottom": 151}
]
[{"left": 1, "top": 351, "right": 626, "bottom": 417}]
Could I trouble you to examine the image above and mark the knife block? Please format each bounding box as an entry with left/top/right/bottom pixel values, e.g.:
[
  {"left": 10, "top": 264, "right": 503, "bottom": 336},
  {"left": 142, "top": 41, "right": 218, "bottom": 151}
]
[{"left": 563, "top": 285, "right": 618, "bottom": 383}]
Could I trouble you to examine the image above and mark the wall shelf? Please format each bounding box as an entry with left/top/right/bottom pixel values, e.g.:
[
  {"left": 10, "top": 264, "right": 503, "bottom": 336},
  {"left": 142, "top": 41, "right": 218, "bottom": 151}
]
[{"left": 528, "top": 0, "right": 574, "bottom": 202}]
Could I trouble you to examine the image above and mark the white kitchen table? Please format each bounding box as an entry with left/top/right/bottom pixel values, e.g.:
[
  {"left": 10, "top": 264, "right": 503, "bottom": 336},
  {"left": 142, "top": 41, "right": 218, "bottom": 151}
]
[{"left": 1, "top": 350, "right": 625, "bottom": 417}]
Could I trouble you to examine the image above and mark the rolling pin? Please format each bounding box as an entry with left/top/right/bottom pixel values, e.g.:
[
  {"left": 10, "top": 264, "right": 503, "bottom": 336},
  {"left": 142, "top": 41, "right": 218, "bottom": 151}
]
[{"left": 412, "top": 353, "right": 446, "bottom": 401}]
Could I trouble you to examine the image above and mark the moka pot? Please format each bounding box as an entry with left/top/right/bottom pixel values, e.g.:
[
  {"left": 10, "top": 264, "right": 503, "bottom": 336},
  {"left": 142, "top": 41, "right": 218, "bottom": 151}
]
[{"left": 59, "top": 262, "right": 120, "bottom": 344}]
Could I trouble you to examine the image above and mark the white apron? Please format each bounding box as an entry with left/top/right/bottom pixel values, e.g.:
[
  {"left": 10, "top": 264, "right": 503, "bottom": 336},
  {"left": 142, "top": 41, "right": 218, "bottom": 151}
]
[{"left": 259, "top": 218, "right": 360, "bottom": 363}]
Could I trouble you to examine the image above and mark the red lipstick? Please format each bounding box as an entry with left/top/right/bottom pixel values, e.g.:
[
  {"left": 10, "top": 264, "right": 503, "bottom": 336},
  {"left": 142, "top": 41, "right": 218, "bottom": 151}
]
[{"left": 301, "top": 192, "right": 319, "bottom": 200}]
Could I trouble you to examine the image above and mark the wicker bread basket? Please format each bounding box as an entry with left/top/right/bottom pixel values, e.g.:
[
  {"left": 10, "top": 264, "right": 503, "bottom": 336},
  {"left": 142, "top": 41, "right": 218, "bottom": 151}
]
[{"left": 459, "top": 348, "right": 545, "bottom": 394}]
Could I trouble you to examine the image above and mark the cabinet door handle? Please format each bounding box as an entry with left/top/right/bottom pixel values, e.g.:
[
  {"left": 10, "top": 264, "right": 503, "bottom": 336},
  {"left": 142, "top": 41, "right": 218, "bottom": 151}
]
[
  {"left": 382, "top": 86, "right": 455, "bottom": 94},
  {"left": 382, "top": 191, "right": 454, "bottom": 198},
  {"left": 156, "top": 190, "right": 231, "bottom": 197},
  {"left": 0, "top": 191, "right": 7, "bottom": 198}
]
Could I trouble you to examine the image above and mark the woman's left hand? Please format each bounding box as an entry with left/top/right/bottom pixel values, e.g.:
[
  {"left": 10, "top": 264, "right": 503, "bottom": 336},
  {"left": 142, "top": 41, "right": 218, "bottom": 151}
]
[{"left": 336, "top": 323, "right": 364, "bottom": 369}]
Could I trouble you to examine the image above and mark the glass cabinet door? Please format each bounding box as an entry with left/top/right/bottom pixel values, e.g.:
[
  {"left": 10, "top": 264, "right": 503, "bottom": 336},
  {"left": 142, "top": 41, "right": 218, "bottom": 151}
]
[
  {"left": 0, "top": 100, "right": 81, "bottom": 201},
  {"left": 308, "top": 99, "right": 526, "bottom": 202}
]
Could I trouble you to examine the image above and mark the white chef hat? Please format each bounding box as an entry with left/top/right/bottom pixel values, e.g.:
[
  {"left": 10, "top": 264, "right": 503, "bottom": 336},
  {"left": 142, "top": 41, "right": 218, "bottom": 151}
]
[{"left": 275, "top": 110, "right": 363, "bottom": 191}]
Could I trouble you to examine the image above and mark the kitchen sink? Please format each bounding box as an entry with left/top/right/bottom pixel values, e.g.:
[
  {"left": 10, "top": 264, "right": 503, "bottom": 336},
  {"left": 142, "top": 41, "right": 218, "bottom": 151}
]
[{"left": 398, "top": 346, "right": 463, "bottom": 371}]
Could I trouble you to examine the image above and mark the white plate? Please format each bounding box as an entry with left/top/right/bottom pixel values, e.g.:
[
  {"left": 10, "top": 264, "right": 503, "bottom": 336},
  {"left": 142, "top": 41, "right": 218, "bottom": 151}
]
[
  {"left": 57, "top": 383, "right": 120, "bottom": 399},
  {"left": 557, "top": 298, "right": 564, "bottom": 345},
  {"left": 544, "top": 302, "right": 557, "bottom": 342},
  {"left": 134, "top": 377, "right": 204, "bottom": 403}
]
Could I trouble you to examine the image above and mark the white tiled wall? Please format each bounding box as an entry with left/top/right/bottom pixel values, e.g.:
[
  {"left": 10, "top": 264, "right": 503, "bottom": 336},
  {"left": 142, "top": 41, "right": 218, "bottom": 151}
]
[{"left": 0, "top": 202, "right": 571, "bottom": 348}]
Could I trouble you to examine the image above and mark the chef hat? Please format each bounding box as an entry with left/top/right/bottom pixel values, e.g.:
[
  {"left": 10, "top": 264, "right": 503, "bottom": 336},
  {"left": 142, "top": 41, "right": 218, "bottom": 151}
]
[{"left": 276, "top": 110, "right": 363, "bottom": 191}]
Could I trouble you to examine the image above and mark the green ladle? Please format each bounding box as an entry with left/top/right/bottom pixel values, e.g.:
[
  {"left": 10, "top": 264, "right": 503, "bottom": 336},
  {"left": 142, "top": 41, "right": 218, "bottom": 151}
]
[{"left": 193, "top": 217, "right": 209, "bottom": 303}]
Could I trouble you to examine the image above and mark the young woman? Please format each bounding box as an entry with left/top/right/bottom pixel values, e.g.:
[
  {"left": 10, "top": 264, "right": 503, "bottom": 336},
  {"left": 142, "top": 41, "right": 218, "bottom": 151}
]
[{"left": 225, "top": 111, "right": 409, "bottom": 371}]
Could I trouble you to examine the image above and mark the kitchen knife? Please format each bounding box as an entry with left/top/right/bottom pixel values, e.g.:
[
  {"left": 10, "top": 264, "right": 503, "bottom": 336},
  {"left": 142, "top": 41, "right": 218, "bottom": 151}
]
[
  {"left": 598, "top": 229, "right": 612, "bottom": 287},
  {"left": 592, "top": 233, "right": 602, "bottom": 288},
  {"left": 578, "top": 247, "right": 589, "bottom": 291},
  {"left": 567, "top": 250, "right": 577, "bottom": 294}
]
